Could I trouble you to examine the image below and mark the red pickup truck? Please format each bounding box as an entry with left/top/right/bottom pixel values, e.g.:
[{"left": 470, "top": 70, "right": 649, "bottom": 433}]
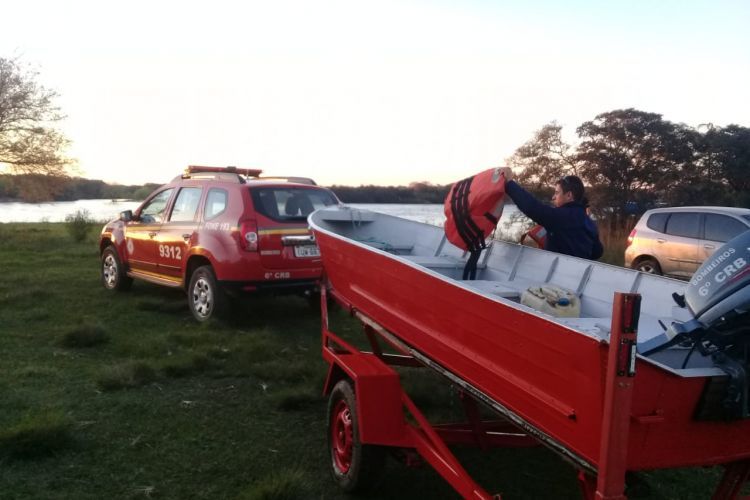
[{"left": 99, "top": 166, "right": 339, "bottom": 321}]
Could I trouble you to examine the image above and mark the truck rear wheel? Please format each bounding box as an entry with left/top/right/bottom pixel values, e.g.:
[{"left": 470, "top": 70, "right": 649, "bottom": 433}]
[
  {"left": 327, "top": 379, "right": 385, "bottom": 493},
  {"left": 188, "top": 265, "right": 226, "bottom": 322}
]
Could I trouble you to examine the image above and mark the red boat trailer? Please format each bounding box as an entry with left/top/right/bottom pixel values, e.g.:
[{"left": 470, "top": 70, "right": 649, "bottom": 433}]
[{"left": 320, "top": 287, "right": 750, "bottom": 499}]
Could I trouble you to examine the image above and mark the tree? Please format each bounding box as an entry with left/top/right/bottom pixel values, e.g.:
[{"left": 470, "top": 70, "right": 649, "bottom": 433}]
[
  {"left": 575, "top": 109, "right": 698, "bottom": 220},
  {"left": 0, "top": 56, "right": 74, "bottom": 201},
  {"left": 507, "top": 121, "right": 580, "bottom": 191},
  {"left": 702, "top": 124, "right": 750, "bottom": 206}
]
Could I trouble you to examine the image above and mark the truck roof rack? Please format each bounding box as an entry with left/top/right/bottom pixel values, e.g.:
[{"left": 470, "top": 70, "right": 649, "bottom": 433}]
[
  {"left": 178, "top": 165, "right": 263, "bottom": 184},
  {"left": 177, "top": 166, "right": 316, "bottom": 186},
  {"left": 254, "top": 176, "right": 317, "bottom": 186}
]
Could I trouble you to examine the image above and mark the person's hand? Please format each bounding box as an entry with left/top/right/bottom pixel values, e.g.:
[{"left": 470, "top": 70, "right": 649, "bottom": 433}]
[{"left": 498, "top": 166, "right": 514, "bottom": 183}]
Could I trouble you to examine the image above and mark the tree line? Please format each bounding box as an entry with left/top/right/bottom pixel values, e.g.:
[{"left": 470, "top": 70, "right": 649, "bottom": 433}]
[
  {"left": 508, "top": 110, "right": 750, "bottom": 223},
  {"left": 0, "top": 174, "right": 449, "bottom": 204},
  {"left": 2, "top": 56, "right": 749, "bottom": 214},
  {"left": 0, "top": 174, "right": 159, "bottom": 202},
  {"left": 329, "top": 182, "right": 449, "bottom": 204}
]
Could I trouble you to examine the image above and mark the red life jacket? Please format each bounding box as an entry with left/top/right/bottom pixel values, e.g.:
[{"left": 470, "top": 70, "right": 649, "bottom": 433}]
[{"left": 443, "top": 168, "right": 507, "bottom": 252}]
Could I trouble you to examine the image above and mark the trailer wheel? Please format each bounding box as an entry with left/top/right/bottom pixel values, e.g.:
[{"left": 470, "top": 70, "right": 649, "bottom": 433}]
[{"left": 327, "top": 379, "right": 385, "bottom": 492}]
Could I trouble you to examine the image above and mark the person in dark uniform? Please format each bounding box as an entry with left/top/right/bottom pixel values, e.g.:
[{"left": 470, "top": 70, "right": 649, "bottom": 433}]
[{"left": 501, "top": 168, "right": 603, "bottom": 260}]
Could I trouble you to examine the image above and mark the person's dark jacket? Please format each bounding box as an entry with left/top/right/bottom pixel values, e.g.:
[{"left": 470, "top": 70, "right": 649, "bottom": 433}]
[{"left": 505, "top": 180, "right": 603, "bottom": 260}]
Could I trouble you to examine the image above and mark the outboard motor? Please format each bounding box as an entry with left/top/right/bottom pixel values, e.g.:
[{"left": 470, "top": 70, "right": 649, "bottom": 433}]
[{"left": 643, "top": 230, "right": 750, "bottom": 419}]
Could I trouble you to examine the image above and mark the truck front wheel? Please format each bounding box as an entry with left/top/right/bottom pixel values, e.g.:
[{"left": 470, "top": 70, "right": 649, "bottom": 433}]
[{"left": 101, "top": 246, "right": 132, "bottom": 291}]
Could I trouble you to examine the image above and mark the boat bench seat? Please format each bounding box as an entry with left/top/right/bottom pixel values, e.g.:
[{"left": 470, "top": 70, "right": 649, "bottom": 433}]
[
  {"left": 402, "top": 255, "right": 486, "bottom": 270},
  {"left": 458, "top": 280, "right": 521, "bottom": 298}
]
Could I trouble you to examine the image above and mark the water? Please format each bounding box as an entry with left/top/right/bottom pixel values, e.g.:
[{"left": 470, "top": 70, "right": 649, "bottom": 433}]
[
  {"left": 0, "top": 199, "right": 141, "bottom": 223},
  {"left": 0, "top": 199, "right": 530, "bottom": 240}
]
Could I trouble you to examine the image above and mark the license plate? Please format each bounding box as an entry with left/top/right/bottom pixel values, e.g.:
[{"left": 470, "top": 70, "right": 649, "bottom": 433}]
[{"left": 294, "top": 245, "right": 320, "bottom": 258}]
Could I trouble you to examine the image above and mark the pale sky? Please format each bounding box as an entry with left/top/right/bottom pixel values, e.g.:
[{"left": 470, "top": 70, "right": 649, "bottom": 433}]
[{"left": 2, "top": 0, "right": 748, "bottom": 187}]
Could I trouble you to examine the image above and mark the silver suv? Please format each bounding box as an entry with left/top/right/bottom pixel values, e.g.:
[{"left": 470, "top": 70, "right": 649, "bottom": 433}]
[{"left": 625, "top": 206, "right": 750, "bottom": 279}]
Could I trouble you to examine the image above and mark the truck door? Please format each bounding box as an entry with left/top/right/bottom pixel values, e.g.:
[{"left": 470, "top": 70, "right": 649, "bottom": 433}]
[
  {"left": 156, "top": 186, "right": 203, "bottom": 282},
  {"left": 125, "top": 188, "right": 174, "bottom": 275}
]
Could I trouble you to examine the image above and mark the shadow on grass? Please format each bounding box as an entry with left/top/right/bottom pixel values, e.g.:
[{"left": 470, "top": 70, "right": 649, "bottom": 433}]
[
  {"left": 60, "top": 324, "right": 109, "bottom": 348},
  {"left": 136, "top": 299, "right": 187, "bottom": 315},
  {"left": 0, "top": 412, "right": 74, "bottom": 460}
]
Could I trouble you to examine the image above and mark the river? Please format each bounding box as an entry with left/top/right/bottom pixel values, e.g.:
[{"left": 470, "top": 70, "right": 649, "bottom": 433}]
[{"left": 0, "top": 199, "right": 529, "bottom": 240}]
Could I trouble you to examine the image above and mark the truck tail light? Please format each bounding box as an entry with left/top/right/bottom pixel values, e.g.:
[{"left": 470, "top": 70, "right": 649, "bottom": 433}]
[
  {"left": 239, "top": 220, "right": 258, "bottom": 252},
  {"left": 626, "top": 229, "right": 636, "bottom": 248}
]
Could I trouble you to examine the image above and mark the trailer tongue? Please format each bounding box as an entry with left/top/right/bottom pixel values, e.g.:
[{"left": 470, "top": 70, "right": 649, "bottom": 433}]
[{"left": 310, "top": 206, "right": 750, "bottom": 499}]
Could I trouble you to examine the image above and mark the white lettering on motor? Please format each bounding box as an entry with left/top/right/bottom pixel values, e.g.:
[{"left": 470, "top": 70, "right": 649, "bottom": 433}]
[
  {"left": 159, "top": 245, "right": 182, "bottom": 260},
  {"left": 691, "top": 247, "right": 736, "bottom": 286},
  {"left": 264, "top": 272, "right": 291, "bottom": 280},
  {"left": 714, "top": 258, "right": 747, "bottom": 283}
]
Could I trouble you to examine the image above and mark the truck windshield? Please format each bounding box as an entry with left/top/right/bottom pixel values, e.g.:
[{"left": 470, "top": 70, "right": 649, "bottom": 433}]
[{"left": 250, "top": 187, "right": 338, "bottom": 222}]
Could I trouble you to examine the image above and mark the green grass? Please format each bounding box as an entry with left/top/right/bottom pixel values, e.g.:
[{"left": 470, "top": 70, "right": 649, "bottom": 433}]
[
  {"left": 0, "top": 411, "right": 74, "bottom": 460},
  {"left": 0, "top": 222, "right": 727, "bottom": 499},
  {"left": 237, "top": 468, "right": 309, "bottom": 500}
]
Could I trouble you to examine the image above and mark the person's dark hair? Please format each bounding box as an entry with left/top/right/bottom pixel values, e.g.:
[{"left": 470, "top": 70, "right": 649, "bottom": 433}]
[{"left": 557, "top": 175, "right": 587, "bottom": 206}]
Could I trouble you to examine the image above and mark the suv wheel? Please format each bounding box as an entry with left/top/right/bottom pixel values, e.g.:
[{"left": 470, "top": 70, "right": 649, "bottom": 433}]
[
  {"left": 101, "top": 246, "right": 132, "bottom": 291},
  {"left": 188, "top": 265, "right": 226, "bottom": 322},
  {"left": 635, "top": 258, "right": 662, "bottom": 275}
]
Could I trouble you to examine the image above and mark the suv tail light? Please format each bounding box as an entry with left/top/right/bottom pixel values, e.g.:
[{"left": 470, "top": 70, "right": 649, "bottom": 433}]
[
  {"left": 239, "top": 220, "right": 258, "bottom": 252},
  {"left": 626, "top": 229, "right": 636, "bottom": 248}
]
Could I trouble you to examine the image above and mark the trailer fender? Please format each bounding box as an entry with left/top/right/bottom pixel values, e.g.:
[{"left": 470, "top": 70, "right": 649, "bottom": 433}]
[{"left": 324, "top": 353, "right": 407, "bottom": 447}]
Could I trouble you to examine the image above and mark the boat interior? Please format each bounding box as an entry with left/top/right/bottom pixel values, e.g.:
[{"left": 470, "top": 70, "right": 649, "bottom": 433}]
[{"left": 312, "top": 208, "right": 724, "bottom": 375}]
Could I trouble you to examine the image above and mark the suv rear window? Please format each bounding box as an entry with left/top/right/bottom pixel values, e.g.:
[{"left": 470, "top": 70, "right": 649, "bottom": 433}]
[
  {"left": 665, "top": 212, "right": 701, "bottom": 239},
  {"left": 646, "top": 212, "right": 669, "bottom": 233},
  {"left": 250, "top": 187, "right": 337, "bottom": 222}
]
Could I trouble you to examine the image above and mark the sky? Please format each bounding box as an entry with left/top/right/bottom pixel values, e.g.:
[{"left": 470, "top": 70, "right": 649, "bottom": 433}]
[{"left": 1, "top": 0, "right": 749, "bottom": 187}]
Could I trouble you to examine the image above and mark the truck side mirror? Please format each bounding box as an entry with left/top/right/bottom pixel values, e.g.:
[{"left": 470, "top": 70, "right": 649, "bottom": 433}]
[{"left": 119, "top": 210, "right": 133, "bottom": 222}]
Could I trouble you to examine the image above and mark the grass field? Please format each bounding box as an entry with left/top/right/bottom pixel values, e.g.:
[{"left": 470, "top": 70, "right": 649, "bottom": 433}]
[{"left": 0, "top": 222, "right": 729, "bottom": 499}]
